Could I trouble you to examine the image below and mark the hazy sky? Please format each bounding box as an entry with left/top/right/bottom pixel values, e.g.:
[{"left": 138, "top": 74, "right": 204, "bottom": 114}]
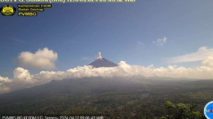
[{"left": 0, "top": 0, "right": 213, "bottom": 78}]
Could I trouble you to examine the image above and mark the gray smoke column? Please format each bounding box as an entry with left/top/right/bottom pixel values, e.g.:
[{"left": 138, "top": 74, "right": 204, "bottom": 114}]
[{"left": 98, "top": 52, "right": 102, "bottom": 59}]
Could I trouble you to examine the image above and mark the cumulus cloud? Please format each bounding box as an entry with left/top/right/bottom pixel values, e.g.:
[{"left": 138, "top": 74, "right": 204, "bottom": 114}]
[
  {"left": 17, "top": 48, "right": 58, "bottom": 70},
  {"left": 1, "top": 58, "right": 213, "bottom": 94},
  {"left": 153, "top": 37, "right": 167, "bottom": 46},
  {"left": 0, "top": 76, "right": 11, "bottom": 83},
  {"left": 0, "top": 76, "right": 11, "bottom": 94},
  {"left": 1, "top": 46, "right": 213, "bottom": 94},
  {"left": 13, "top": 67, "right": 32, "bottom": 83},
  {"left": 203, "top": 56, "right": 213, "bottom": 67},
  {"left": 167, "top": 46, "right": 213, "bottom": 64}
]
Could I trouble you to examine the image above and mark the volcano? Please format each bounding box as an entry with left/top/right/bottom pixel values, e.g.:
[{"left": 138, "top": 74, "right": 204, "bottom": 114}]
[{"left": 89, "top": 52, "right": 118, "bottom": 68}]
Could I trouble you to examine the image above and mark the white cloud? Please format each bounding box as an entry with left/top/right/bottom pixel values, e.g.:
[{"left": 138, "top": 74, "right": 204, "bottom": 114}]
[
  {"left": 0, "top": 76, "right": 11, "bottom": 83},
  {"left": 153, "top": 37, "right": 167, "bottom": 46},
  {"left": 167, "top": 46, "right": 213, "bottom": 64},
  {"left": 1, "top": 46, "right": 213, "bottom": 94},
  {"left": 17, "top": 48, "right": 58, "bottom": 70},
  {"left": 0, "top": 76, "right": 11, "bottom": 94},
  {"left": 13, "top": 67, "right": 32, "bottom": 83},
  {"left": 203, "top": 56, "right": 213, "bottom": 67},
  {"left": 1, "top": 58, "right": 213, "bottom": 94}
]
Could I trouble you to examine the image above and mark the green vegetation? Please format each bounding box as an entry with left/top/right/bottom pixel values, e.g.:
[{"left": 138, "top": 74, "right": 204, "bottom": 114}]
[
  {"left": 160, "top": 101, "right": 205, "bottom": 119},
  {"left": 0, "top": 78, "right": 212, "bottom": 119}
]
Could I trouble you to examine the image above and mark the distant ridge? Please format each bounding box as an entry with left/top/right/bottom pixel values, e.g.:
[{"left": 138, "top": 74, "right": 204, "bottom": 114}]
[{"left": 89, "top": 52, "right": 118, "bottom": 68}]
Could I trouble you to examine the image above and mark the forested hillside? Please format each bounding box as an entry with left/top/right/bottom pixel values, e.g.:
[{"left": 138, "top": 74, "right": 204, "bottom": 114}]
[{"left": 0, "top": 78, "right": 212, "bottom": 119}]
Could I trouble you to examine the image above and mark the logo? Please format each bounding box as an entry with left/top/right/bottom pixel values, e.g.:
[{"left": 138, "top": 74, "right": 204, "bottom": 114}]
[
  {"left": 204, "top": 101, "right": 213, "bottom": 119},
  {"left": 0, "top": 5, "right": 16, "bottom": 16}
]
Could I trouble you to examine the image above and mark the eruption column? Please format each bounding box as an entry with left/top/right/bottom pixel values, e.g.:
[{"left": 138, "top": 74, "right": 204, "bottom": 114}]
[{"left": 98, "top": 52, "right": 102, "bottom": 59}]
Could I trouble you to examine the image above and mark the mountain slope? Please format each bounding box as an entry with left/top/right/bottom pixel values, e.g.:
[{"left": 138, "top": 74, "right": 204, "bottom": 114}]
[
  {"left": 0, "top": 77, "right": 212, "bottom": 118},
  {"left": 89, "top": 58, "right": 118, "bottom": 68}
]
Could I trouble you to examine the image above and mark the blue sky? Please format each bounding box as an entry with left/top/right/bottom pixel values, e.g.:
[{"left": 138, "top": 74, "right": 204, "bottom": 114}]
[{"left": 0, "top": 0, "right": 213, "bottom": 78}]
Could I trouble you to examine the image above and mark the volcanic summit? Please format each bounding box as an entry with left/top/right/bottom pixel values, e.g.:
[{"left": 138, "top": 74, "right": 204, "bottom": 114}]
[{"left": 89, "top": 52, "right": 118, "bottom": 68}]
